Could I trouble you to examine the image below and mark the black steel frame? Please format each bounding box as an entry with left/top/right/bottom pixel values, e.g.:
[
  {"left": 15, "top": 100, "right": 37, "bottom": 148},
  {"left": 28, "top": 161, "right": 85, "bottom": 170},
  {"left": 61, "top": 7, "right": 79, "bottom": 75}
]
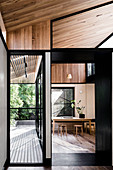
[
  {"left": 35, "top": 60, "right": 44, "bottom": 148},
  {"left": 0, "top": 29, "right": 8, "bottom": 51},
  {"left": 96, "top": 32, "right": 113, "bottom": 48},
  {"left": 8, "top": 51, "right": 46, "bottom": 167}
]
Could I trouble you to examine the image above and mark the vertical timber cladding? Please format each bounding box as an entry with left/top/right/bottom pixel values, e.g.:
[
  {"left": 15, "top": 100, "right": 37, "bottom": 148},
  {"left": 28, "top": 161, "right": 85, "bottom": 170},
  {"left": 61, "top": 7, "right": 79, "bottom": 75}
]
[
  {"left": 51, "top": 63, "right": 86, "bottom": 83},
  {"left": 7, "top": 21, "right": 50, "bottom": 50},
  {"left": 95, "top": 51, "right": 112, "bottom": 165}
]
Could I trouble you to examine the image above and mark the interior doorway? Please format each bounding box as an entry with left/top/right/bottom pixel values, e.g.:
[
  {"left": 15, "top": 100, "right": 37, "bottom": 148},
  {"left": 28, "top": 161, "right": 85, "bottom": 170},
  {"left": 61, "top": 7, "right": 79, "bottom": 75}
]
[
  {"left": 51, "top": 50, "right": 112, "bottom": 166},
  {"left": 51, "top": 61, "right": 95, "bottom": 165}
]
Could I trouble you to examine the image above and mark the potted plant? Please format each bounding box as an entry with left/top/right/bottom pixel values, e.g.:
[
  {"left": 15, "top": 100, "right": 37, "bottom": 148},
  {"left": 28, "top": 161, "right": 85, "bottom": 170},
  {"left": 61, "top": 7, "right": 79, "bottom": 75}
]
[
  {"left": 58, "top": 97, "right": 85, "bottom": 118},
  {"left": 76, "top": 100, "right": 85, "bottom": 118}
]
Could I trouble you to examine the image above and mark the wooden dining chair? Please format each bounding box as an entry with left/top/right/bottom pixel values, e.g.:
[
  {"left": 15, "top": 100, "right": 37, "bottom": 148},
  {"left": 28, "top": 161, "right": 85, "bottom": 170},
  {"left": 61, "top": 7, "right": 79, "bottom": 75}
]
[
  {"left": 74, "top": 124, "right": 83, "bottom": 137},
  {"left": 58, "top": 124, "right": 67, "bottom": 136},
  {"left": 86, "top": 122, "right": 95, "bottom": 133}
]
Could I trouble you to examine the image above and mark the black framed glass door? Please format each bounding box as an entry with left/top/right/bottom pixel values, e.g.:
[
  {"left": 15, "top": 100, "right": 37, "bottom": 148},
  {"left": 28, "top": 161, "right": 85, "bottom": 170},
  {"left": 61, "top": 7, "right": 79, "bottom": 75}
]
[
  {"left": 36, "top": 61, "right": 44, "bottom": 148},
  {"left": 9, "top": 54, "right": 45, "bottom": 165}
]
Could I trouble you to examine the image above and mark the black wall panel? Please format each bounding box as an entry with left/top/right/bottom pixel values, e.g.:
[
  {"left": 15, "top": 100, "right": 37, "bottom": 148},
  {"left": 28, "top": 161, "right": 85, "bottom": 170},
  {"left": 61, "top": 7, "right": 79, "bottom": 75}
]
[{"left": 95, "top": 51, "right": 112, "bottom": 165}]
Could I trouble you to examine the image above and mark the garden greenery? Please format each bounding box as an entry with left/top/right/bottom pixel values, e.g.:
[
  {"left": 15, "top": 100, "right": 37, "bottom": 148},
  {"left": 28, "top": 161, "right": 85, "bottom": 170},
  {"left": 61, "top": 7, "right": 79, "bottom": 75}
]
[{"left": 10, "top": 84, "right": 36, "bottom": 124}]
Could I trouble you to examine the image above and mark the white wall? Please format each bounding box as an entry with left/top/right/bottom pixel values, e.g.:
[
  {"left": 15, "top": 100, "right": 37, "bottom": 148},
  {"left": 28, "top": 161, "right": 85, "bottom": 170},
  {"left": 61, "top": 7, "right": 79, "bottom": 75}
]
[
  {"left": 74, "top": 84, "right": 86, "bottom": 117},
  {"left": 0, "top": 37, "right": 7, "bottom": 170},
  {"left": 45, "top": 52, "right": 51, "bottom": 159},
  {"left": 52, "top": 83, "right": 95, "bottom": 118}
]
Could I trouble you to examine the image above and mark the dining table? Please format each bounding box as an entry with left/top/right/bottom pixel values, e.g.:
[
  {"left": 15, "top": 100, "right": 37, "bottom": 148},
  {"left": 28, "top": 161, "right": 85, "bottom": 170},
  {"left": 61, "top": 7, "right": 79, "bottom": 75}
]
[{"left": 52, "top": 117, "right": 93, "bottom": 135}]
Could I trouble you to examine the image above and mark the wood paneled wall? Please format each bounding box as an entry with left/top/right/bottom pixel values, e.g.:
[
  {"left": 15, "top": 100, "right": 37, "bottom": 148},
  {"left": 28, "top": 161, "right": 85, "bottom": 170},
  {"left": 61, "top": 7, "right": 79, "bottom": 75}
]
[
  {"left": 7, "top": 20, "right": 50, "bottom": 49},
  {"left": 51, "top": 64, "right": 86, "bottom": 83},
  {"left": 53, "top": 4, "right": 113, "bottom": 48}
]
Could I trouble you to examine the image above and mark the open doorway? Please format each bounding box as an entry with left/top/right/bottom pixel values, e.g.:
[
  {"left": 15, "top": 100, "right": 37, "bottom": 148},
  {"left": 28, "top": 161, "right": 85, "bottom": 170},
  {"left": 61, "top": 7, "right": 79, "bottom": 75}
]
[
  {"left": 9, "top": 54, "right": 44, "bottom": 164},
  {"left": 51, "top": 52, "right": 96, "bottom": 166},
  {"left": 51, "top": 84, "right": 95, "bottom": 154}
]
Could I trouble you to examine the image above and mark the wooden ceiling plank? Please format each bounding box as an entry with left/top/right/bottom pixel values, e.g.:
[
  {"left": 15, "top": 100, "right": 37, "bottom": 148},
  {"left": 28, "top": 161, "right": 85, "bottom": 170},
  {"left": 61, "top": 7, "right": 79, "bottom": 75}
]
[
  {"left": 53, "top": 3, "right": 113, "bottom": 48},
  {"left": 1, "top": 0, "right": 112, "bottom": 31},
  {"left": 1, "top": 0, "right": 36, "bottom": 14}
]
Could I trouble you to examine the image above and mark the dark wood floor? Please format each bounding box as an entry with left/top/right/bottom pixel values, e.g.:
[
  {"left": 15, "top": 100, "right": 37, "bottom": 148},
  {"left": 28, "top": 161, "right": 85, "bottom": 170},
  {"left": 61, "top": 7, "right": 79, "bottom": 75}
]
[
  {"left": 52, "top": 153, "right": 96, "bottom": 166},
  {"left": 52, "top": 132, "right": 111, "bottom": 166},
  {"left": 8, "top": 166, "right": 113, "bottom": 170}
]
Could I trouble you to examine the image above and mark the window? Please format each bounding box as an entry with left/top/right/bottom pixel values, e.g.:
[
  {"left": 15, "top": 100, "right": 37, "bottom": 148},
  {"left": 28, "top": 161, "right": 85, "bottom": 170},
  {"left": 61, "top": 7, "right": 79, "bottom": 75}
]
[
  {"left": 87, "top": 63, "right": 95, "bottom": 77},
  {"left": 52, "top": 88, "right": 74, "bottom": 117}
]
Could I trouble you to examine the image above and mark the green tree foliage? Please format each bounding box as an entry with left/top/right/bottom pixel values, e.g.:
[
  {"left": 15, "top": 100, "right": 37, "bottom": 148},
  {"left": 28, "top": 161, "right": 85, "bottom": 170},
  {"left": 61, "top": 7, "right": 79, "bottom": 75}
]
[
  {"left": 10, "top": 84, "right": 36, "bottom": 122},
  {"left": 10, "top": 84, "right": 23, "bottom": 108},
  {"left": 18, "top": 84, "right": 35, "bottom": 108}
]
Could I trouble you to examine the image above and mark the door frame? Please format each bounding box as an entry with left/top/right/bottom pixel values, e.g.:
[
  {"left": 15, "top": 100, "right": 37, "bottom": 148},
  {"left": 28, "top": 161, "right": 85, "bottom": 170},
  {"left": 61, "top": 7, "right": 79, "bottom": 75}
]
[
  {"left": 7, "top": 50, "right": 47, "bottom": 167},
  {"left": 51, "top": 49, "right": 112, "bottom": 166}
]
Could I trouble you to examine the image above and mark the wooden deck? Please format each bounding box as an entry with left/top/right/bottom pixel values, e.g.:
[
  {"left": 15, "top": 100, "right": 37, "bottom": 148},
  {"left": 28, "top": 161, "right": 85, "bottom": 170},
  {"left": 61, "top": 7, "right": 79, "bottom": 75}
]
[{"left": 10, "top": 126, "right": 42, "bottom": 163}]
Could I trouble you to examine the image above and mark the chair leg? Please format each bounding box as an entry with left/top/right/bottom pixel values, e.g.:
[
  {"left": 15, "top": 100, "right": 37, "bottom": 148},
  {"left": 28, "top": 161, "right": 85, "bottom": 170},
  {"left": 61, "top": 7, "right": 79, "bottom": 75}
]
[
  {"left": 58, "top": 126, "right": 59, "bottom": 136},
  {"left": 60, "top": 126, "right": 62, "bottom": 136},
  {"left": 86, "top": 124, "right": 87, "bottom": 133},
  {"left": 94, "top": 124, "right": 95, "bottom": 133},
  {"left": 65, "top": 127, "right": 67, "bottom": 136},
  {"left": 76, "top": 127, "right": 77, "bottom": 137},
  {"left": 63, "top": 127, "right": 64, "bottom": 135},
  {"left": 81, "top": 127, "right": 83, "bottom": 136},
  {"left": 73, "top": 128, "right": 75, "bottom": 136}
]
